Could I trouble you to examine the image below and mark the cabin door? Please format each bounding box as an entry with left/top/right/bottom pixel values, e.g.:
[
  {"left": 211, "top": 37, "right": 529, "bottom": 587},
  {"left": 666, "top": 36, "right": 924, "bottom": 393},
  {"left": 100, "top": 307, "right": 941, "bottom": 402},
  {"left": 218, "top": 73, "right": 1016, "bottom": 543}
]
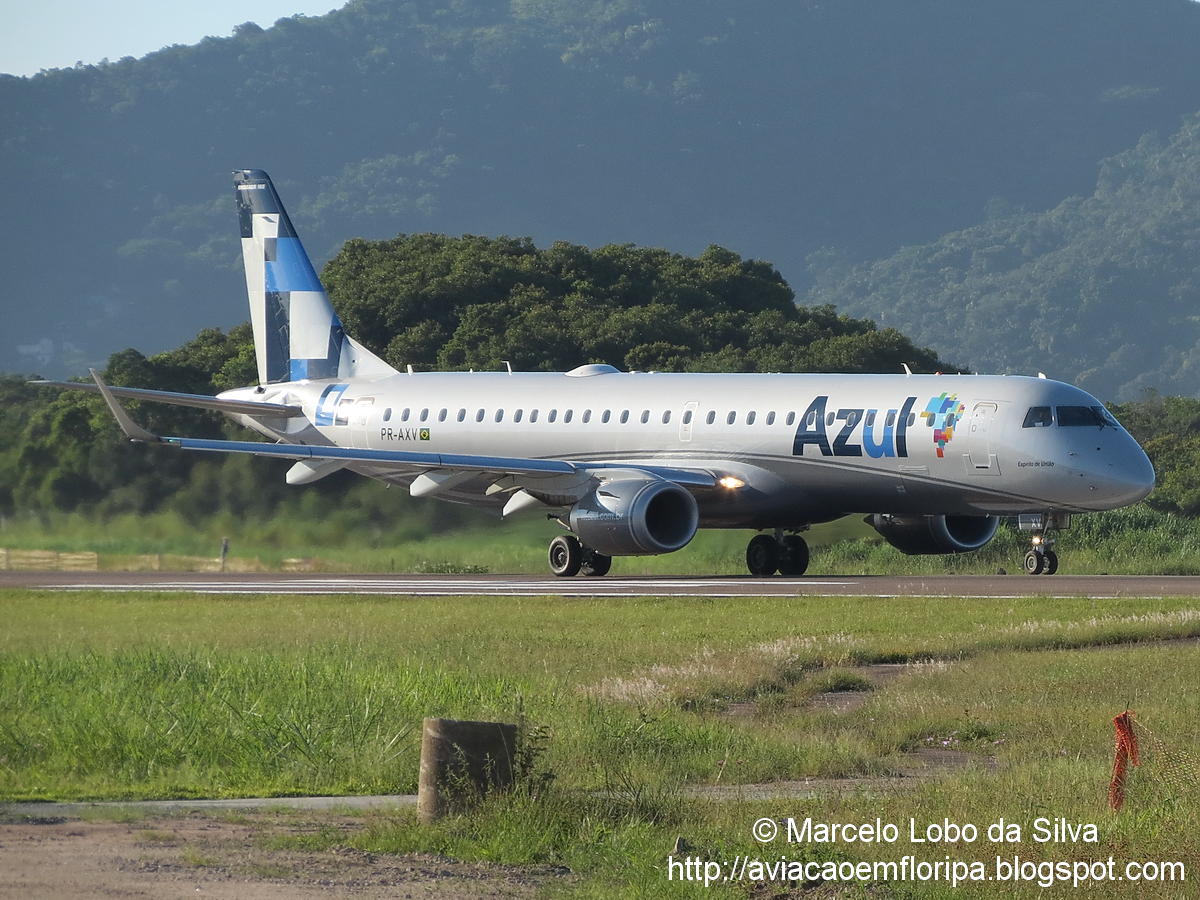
[
  {"left": 966, "top": 402, "right": 999, "bottom": 473},
  {"left": 350, "top": 396, "right": 376, "bottom": 449}
]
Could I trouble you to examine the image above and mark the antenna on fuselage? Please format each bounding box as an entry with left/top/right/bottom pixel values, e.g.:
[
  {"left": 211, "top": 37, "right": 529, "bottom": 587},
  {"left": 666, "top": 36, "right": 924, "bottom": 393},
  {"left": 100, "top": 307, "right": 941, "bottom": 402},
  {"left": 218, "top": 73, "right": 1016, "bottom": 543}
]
[
  {"left": 503, "top": 360, "right": 513, "bottom": 374},
  {"left": 902, "top": 363, "right": 913, "bottom": 376}
]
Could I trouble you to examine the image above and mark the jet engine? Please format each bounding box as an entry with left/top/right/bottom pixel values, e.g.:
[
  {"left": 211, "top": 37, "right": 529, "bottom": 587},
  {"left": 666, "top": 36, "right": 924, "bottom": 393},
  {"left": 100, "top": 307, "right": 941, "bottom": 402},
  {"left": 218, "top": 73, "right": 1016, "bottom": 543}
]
[
  {"left": 867, "top": 514, "right": 1000, "bottom": 555},
  {"left": 568, "top": 480, "right": 699, "bottom": 556}
]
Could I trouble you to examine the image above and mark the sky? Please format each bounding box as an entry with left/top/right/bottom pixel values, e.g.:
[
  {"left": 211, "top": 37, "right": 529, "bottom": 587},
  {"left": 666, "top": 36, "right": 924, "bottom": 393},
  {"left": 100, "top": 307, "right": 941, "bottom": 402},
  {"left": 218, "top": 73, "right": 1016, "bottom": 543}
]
[{"left": 0, "top": 0, "right": 345, "bottom": 77}]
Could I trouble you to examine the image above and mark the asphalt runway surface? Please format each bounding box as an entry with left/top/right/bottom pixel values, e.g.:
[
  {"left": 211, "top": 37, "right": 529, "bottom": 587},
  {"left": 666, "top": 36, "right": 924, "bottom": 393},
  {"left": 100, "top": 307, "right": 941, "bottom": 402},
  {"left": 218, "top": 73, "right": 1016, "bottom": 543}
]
[{"left": 5, "top": 571, "right": 1200, "bottom": 597}]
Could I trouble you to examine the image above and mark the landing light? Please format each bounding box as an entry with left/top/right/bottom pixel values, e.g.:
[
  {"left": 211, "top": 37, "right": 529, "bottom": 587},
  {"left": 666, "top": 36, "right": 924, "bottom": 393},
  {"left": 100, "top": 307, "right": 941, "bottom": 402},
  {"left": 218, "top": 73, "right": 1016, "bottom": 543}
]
[{"left": 719, "top": 476, "right": 745, "bottom": 490}]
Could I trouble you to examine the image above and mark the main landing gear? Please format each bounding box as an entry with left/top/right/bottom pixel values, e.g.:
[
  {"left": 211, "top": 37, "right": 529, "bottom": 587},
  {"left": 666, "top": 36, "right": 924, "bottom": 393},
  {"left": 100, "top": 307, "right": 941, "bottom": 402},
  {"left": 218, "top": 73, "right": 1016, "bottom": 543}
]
[
  {"left": 746, "top": 530, "right": 809, "bottom": 577},
  {"left": 548, "top": 534, "right": 612, "bottom": 577}
]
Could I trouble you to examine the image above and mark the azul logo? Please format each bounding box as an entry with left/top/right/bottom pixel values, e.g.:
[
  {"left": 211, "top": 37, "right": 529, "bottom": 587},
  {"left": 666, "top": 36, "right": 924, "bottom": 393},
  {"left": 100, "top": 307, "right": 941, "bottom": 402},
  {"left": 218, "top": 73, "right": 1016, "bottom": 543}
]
[
  {"left": 792, "top": 395, "right": 965, "bottom": 460},
  {"left": 793, "top": 397, "right": 916, "bottom": 458},
  {"left": 921, "top": 393, "right": 965, "bottom": 458}
]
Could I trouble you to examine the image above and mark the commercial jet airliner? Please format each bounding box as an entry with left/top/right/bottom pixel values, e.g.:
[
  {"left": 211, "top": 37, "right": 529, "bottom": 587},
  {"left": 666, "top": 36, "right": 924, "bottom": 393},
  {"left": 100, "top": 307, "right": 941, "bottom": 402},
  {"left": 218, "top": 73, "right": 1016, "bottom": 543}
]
[{"left": 37, "top": 170, "right": 1155, "bottom": 577}]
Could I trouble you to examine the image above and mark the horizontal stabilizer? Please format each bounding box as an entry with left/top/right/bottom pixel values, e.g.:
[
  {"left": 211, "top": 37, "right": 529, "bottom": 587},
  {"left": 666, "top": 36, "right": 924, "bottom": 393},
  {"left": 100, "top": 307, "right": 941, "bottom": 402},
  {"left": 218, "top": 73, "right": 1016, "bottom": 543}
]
[{"left": 30, "top": 379, "right": 303, "bottom": 418}]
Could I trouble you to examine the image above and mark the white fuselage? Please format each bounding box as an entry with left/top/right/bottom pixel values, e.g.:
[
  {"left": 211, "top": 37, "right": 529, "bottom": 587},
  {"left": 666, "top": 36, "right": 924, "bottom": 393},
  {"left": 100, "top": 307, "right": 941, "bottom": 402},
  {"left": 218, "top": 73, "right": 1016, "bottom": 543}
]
[{"left": 225, "top": 369, "right": 1154, "bottom": 528}]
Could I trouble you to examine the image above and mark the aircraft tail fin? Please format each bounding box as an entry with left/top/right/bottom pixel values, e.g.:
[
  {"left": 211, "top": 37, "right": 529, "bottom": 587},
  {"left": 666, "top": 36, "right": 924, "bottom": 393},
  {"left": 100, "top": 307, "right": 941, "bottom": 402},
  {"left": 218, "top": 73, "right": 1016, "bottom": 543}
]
[{"left": 234, "top": 169, "right": 395, "bottom": 384}]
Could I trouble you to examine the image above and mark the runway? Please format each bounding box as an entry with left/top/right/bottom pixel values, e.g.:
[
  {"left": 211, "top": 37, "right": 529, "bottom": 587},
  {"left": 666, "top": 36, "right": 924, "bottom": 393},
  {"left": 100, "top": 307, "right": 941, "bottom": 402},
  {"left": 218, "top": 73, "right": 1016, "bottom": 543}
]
[{"left": 5, "top": 571, "right": 1200, "bottom": 598}]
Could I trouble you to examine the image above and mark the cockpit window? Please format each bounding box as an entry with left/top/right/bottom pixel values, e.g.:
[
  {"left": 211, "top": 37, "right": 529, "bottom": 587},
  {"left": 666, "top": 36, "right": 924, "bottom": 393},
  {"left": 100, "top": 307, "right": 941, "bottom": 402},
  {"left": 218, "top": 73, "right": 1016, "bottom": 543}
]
[
  {"left": 1056, "top": 406, "right": 1119, "bottom": 428},
  {"left": 1022, "top": 406, "right": 1053, "bottom": 428}
]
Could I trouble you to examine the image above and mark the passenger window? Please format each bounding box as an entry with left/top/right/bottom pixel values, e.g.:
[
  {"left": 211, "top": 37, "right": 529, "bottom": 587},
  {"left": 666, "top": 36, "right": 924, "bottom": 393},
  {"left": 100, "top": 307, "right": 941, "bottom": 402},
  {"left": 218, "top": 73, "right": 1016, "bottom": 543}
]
[
  {"left": 706, "top": 410, "right": 716, "bottom": 425},
  {"left": 582, "top": 409, "right": 591, "bottom": 423},
  {"left": 885, "top": 412, "right": 896, "bottom": 427},
  {"left": 806, "top": 411, "right": 817, "bottom": 428},
  {"left": 530, "top": 409, "right": 539, "bottom": 423},
  {"left": 335, "top": 398, "right": 353, "bottom": 427},
  {"left": 549, "top": 409, "right": 557, "bottom": 423},
  {"left": 438, "top": 408, "right": 448, "bottom": 422},
  {"left": 641, "top": 410, "right": 650, "bottom": 424},
  {"left": 383, "top": 408, "right": 392, "bottom": 422},
  {"left": 727, "top": 411, "right": 736, "bottom": 425},
  {"left": 514, "top": 409, "right": 523, "bottom": 423},
  {"left": 826, "top": 412, "right": 835, "bottom": 427},
  {"left": 620, "top": 410, "right": 630, "bottom": 424},
  {"left": 420, "top": 408, "right": 429, "bottom": 422},
  {"left": 786, "top": 412, "right": 795, "bottom": 426},
  {"left": 602, "top": 410, "right": 611, "bottom": 423},
  {"left": 682, "top": 409, "right": 693, "bottom": 424},
  {"left": 401, "top": 408, "right": 411, "bottom": 422},
  {"left": 1023, "top": 406, "right": 1054, "bottom": 428},
  {"left": 564, "top": 409, "right": 573, "bottom": 423},
  {"left": 865, "top": 411, "right": 875, "bottom": 427},
  {"left": 457, "top": 408, "right": 466, "bottom": 422},
  {"left": 662, "top": 410, "right": 671, "bottom": 424},
  {"left": 908, "top": 413, "right": 916, "bottom": 427},
  {"left": 495, "top": 409, "right": 504, "bottom": 423},
  {"left": 476, "top": 409, "right": 485, "bottom": 422},
  {"left": 747, "top": 411, "right": 756, "bottom": 425},
  {"left": 766, "top": 411, "right": 775, "bottom": 425}
]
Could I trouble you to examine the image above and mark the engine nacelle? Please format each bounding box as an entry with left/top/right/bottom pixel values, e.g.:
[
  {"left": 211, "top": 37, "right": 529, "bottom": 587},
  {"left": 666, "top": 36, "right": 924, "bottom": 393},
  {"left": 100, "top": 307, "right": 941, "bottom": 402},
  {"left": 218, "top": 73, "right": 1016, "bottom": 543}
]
[
  {"left": 568, "top": 480, "right": 699, "bottom": 556},
  {"left": 868, "top": 514, "right": 1000, "bottom": 556}
]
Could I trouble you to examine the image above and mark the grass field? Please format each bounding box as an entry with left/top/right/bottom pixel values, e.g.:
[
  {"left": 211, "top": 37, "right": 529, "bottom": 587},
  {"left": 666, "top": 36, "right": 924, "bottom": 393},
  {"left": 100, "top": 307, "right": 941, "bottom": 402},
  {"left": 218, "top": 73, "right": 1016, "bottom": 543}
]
[
  {"left": 1, "top": 587, "right": 1198, "bottom": 897},
  {"left": 6, "top": 502, "right": 1200, "bottom": 576}
]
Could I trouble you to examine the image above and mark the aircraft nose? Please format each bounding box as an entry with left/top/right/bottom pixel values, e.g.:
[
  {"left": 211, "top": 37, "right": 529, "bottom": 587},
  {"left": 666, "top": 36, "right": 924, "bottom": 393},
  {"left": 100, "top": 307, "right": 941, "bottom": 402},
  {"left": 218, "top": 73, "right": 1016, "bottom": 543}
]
[{"left": 1091, "top": 437, "right": 1155, "bottom": 508}]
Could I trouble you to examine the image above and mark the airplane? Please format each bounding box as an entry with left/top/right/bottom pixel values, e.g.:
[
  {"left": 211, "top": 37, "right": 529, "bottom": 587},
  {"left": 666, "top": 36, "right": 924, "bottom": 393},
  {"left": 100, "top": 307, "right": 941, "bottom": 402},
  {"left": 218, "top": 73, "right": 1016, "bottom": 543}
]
[{"left": 35, "top": 169, "right": 1155, "bottom": 577}]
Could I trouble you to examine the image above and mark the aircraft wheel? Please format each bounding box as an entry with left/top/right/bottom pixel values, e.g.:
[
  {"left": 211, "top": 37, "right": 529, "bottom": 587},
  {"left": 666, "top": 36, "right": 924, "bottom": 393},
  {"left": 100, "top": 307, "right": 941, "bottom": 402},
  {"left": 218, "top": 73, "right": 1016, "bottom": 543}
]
[
  {"left": 1042, "top": 549, "right": 1059, "bottom": 575},
  {"left": 777, "top": 535, "right": 810, "bottom": 576},
  {"left": 1023, "top": 549, "right": 1045, "bottom": 575},
  {"left": 549, "top": 534, "right": 582, "bottom": 577},
  {"left": 581, "top": 549, "right": 612, "bottom": 577},
  {"left": 746, "top": 534, "right": 779, "bottom": 577}
]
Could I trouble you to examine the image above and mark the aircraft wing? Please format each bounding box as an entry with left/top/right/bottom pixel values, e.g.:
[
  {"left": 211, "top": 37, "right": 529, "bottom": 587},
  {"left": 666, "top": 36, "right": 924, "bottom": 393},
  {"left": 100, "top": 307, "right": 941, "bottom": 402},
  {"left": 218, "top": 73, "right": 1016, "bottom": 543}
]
[
  {"left": 85, "top": 370, "right": 716, "bottom": 492},
  {"left": 29, "top": 379, "right": 303, "bottom": 418}
]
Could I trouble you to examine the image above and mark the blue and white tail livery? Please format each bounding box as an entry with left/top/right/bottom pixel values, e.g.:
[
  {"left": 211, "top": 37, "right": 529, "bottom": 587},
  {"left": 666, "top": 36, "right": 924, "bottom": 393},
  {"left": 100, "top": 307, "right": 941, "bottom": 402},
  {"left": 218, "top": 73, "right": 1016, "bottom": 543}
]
[
  {"left": 37, "top": 169, "right": 1155, "bottom": 578},
  {"left": 234, "top": 169, "right": 394, "bottom": 384}
]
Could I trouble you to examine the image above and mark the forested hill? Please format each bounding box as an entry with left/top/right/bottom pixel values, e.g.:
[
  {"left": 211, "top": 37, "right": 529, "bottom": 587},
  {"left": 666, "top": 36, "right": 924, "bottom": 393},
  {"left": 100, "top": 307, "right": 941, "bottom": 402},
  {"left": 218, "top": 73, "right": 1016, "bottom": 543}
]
[
  {"left": 5, "top": 0, "right": 1200, "bottom": 380},
  {"left": 808, "top": 113, "right": 1200, "bottom": 402}
]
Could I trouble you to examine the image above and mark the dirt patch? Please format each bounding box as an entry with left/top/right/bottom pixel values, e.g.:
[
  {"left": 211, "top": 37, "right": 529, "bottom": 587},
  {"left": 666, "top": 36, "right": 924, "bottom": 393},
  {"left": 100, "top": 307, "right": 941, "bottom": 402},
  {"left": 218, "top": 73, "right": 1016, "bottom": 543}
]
[{"left": 0, "top": 810, "right": 571, "bottom": 900}]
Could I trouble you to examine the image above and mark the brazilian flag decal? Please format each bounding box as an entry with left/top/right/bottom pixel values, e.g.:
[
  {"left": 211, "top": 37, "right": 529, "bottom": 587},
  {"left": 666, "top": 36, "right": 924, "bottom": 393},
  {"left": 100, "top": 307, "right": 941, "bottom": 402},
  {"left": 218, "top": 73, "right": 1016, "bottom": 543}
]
[{"left": 419, "top": 428, "right": 431, "bottom": 441}]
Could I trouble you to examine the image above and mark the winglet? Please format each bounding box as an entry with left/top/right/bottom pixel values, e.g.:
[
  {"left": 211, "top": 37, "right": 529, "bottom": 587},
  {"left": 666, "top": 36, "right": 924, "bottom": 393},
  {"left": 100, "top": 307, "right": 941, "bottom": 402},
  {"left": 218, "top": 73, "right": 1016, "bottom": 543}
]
[{"left": 90, "top": 369, "right": 161, "bottom": 443}]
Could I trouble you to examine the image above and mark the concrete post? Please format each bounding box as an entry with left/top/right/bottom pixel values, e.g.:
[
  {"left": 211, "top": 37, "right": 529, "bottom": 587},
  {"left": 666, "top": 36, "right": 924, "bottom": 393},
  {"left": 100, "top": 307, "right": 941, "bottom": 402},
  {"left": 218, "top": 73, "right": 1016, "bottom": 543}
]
[{"left": 417, "top": 718, "right": 518, "bottom": 824}]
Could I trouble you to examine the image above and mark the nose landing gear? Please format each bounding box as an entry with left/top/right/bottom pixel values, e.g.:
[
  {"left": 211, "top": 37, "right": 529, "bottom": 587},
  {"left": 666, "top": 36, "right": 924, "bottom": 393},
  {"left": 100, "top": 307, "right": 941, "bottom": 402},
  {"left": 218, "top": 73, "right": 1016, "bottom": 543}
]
[
  {"left": 1019, "top": 512, "right": 1069, "bottom": 575},
  {"left": 746, "top": 530, "right": 810, "bottom": 576},
  {"left": 1023, "top": 541, "right": 1058, "bottom": 575}
]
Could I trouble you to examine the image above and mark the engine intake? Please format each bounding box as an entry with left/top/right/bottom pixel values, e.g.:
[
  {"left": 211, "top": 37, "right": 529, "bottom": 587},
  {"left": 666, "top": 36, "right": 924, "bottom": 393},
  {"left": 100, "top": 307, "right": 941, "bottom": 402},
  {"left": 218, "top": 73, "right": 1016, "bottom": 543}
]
[
  {"left": 569, "top": 480, "right": 699, "bottom": 556},
  {"left": 868, "top": 514, "right": 1000, "bottom": 555}
]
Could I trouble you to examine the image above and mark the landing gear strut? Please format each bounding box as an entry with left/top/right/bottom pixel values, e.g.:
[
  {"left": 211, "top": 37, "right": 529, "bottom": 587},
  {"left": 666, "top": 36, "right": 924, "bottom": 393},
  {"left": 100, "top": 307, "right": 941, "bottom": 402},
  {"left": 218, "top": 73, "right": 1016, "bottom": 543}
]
[
  {"left": 746, "top": 530, "right": 809, "bottom": 577},
  {"left": 548, "top": 534, "right": 612, "bottom": 577}
]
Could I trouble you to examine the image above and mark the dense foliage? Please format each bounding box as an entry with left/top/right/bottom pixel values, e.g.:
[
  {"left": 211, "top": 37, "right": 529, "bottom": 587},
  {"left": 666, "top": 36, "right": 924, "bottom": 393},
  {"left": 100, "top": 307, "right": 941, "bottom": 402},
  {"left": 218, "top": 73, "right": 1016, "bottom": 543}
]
[
  {"left": 6, "top": 0, "right": 1200, "bottom": 380},
  {"left": 323, "top": 236, "right": 945, "bottom": 374},
  {"left": 811, "top": 113, "right": 1200, "bottom": 402},
  {"left": 0, "top": 239, "right": 946, "bottom": 521},
  {"left": 1109, "top": 391, "right": 1200, "bottom": 516}
]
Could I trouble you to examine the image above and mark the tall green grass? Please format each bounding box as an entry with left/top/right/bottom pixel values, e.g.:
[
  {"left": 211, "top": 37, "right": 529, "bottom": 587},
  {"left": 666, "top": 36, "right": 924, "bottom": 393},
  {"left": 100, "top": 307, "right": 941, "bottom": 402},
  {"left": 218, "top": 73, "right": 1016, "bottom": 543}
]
[{"left": 4, "top": 502, "right": 1200, "bottom": 574}]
